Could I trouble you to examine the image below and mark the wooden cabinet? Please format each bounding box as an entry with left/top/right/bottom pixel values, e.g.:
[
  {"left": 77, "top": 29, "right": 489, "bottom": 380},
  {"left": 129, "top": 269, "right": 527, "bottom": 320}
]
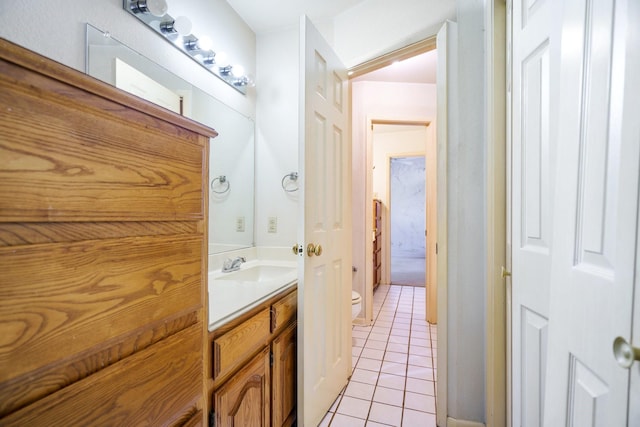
[
  {"left": 272, "top": 321, "right": 297, "bottom": 427},
  {"left": 214, "top": 347, "right": 271, "bottom": 427},
  {"left": 373, "top": 199, "right": 383, "bottom": 290},
  {"left": 210, "top": 288, "right": 297, "bottom": 427},
  {"left": 0, "top": 40, "right": 216, "bottom": 425}
]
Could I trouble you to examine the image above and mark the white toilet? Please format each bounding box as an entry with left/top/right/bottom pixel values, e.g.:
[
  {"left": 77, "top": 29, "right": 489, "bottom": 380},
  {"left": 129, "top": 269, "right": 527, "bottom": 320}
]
[{"left": 351, "top": 290, "right": 362, "bottom": 321}]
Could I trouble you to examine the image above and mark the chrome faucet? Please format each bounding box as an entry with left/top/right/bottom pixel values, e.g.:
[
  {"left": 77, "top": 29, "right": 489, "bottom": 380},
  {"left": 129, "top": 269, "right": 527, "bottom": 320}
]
[{"left": 222, "top": 256, "right": 246, "bottom": 273}]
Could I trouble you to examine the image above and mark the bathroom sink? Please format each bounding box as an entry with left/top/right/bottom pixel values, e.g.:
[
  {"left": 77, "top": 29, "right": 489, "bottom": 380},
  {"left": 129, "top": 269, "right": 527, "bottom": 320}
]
[{"left": 217, "top": 265, "right": 295, "bottom": 282}]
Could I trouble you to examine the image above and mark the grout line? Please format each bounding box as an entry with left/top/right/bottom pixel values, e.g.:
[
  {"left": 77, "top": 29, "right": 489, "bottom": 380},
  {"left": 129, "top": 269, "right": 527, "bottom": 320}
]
[{"left": 326, "top": 285, "right": 436, "bottom": 426}]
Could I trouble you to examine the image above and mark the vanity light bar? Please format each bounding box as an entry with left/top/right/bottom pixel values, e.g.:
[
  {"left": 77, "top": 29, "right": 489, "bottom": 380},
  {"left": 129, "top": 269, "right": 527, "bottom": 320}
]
[{"left": 123, "top": 0, "right": 253, "bottom": 94}]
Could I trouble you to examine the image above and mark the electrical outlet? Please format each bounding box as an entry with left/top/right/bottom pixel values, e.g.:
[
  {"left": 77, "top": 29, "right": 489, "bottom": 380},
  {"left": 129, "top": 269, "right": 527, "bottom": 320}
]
[
  {"left": 236, "top": 216, "right": 245, "bottom": 232},
  {"left": 268, "top": 216, "right": 277, "bottom": 233}
]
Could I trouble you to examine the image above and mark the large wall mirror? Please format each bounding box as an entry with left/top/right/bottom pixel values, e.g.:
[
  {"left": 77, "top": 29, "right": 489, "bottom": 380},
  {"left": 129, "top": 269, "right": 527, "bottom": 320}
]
[{"left": 86, "top": 24, "right": 255, "bottom": 254}]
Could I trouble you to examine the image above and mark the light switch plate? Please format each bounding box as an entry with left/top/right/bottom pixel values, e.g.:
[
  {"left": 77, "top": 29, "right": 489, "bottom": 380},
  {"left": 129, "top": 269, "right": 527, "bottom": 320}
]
[
  {"left": 236, "top": 216, "right": 245, "bottom": 232},
  {"left": 268, "top": 216, "right": 277, "bottom": 233}
]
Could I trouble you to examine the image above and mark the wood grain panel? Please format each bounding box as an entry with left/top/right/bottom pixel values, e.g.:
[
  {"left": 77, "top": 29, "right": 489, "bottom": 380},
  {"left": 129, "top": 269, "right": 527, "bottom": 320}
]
[
  {"left": 0, "top": 39, "right": 211, "bottom": 426},
  {"left": 0, "top": 324, "right": 203, "bottom": 427},
  {"left": 0, "top": 310, "right": 198, "bottom": 417},
  {"left": 182, "top": 410, "right": 205, "bottom": 427},
  {"left": 214, "top": 347, "right": 270, "bottom": 427},
  {"left": 0, "top": 59, "right": 208, "bottom": 222},
  {"left": 0, "top": 235, "right": 202, "bottom": 386},
  {"left": 272, "top": 321, "right": 297, "bottom": 427},
  {"left": 271, "top": 289, "right": 297, "bottom": 334},
  {"left": 0, "top": 221, "right": 200, "bottom": 247},
  {"left": 213, "top": 309, "right": 270, "bottom": 383}
]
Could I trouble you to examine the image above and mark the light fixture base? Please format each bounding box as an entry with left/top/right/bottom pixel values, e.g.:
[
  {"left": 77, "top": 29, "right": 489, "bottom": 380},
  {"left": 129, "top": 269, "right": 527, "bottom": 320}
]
[{"left": 123, "top": 0, "right": 250, "bottom": 94}]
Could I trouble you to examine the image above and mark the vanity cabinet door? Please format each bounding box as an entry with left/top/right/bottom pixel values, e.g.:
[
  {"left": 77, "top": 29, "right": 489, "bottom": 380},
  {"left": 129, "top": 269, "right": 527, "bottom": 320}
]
[
  {"left": 214, "top": 347, "right": 270, "bottom": 427},
  {"left": 272, "top": 321, "right": 297, "bottom": 427}
]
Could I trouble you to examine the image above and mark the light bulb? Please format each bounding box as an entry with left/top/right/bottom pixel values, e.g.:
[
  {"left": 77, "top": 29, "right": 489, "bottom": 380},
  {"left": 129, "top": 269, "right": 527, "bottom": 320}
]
[
  {"left": 173, "top": 16, "right": 192, "bottom": 36},
  {"left": 197, "top": 36, "right": 213, "bottom": 51},
  {"left": 231, "top": 64, "right": 245, "bottom": 77},
  {"left": 146, "top": 0, "right": 168, "bottom": 17}
]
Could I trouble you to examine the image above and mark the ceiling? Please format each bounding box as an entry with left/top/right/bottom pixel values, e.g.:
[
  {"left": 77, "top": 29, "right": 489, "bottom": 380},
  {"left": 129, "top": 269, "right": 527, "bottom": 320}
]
[
  {"left": 352, "top": 49, "right": 437, "bottom": 84},
  {"left": 225, "top": 0, "right": 439, "bottom": 84},
  {"left": 225, "top": 0, "right": 366, "bottom": 34}
]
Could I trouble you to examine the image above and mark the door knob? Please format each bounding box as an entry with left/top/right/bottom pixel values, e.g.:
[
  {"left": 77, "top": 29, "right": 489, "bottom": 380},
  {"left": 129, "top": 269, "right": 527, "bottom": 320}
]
[
  {"left": 306, "top": 243, "right": 323, "bottom": 257},
  {"left": 292, "top": 244, "right": 302, "bottom": 255},
  {"left": 613, "top": 336, "right": 640, "bottom": 369}
]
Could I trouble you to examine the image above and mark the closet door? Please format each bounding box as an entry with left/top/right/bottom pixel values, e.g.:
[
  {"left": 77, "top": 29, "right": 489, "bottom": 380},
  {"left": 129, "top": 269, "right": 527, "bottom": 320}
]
[
  {"left": 543, "top": 0, "right": 640, "bottom": 424},
  {"left": 510, "top": 0, "right": 558, "bottom": 423}
]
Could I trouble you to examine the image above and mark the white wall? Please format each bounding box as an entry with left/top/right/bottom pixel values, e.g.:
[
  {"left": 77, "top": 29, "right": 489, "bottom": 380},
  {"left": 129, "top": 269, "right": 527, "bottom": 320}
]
[
  {"left": 389, "top": 156, "right": 427, "bottom": 258},
  {"left": 372, "top": 127, "right": 427, "bottom": 204},
  {"left": 445, "top": 0, "right": 487, "bottom": 423},
  {"left": 0, "top": 0, "right": 256, "bottom": 118}
]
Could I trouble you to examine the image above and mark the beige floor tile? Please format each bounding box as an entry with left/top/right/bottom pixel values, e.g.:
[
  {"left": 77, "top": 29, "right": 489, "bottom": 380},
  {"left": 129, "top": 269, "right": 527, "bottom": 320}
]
[
  {"left": 404, "top": 391, "right": 436, "bottom": 413},
  {"left": 373, "top": 386, "right": 404, "bottom": 407},
  {"left": 337, "top": 396, "right": 371, "bottom": 420},
  {"left": 368, "top": 402, "right": 403, "bottom": 426}
]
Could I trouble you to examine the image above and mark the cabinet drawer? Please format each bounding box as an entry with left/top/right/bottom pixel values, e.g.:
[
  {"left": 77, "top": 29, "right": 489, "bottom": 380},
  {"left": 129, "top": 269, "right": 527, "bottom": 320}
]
[
  {"left": 271, "top": 290, "right": 297, "bottom": 333},
  {"left": 213, "top": 308, "right": 270, "bottom": 382},
  {"left": 0, "top": 324, "right": 203, "bottom": 426}
]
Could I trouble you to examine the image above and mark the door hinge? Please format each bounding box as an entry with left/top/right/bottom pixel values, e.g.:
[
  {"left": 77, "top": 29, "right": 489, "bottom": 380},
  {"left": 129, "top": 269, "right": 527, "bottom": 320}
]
[
  {"left": 435, "top": 243, "right": 438, "bottom": 254},
  {"left": 209, "top": 410, "right": 215, "bottom": 427}
]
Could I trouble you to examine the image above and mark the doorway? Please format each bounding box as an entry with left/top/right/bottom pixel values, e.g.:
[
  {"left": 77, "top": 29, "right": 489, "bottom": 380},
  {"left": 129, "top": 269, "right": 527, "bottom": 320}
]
[
  {"left": 370, "top": 122, "right": 432, "bottom": 297},
  {"left": 349, "top": 40, "right": 438, "bottom": 327},
  {"left": 390, "top": 155, "right": 426, "bottom": 286}
]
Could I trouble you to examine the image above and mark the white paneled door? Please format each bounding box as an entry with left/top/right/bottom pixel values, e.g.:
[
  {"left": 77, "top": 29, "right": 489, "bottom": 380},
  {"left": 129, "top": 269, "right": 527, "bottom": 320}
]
[
  {"left": 510, "top": 0, "right": 558, "bottom": 424},
  {"left": 543, "top": 0, "right": 640, "bottom": 424},
  {"left": 297, "top": 16, "right": 352, "bottom": 427}
]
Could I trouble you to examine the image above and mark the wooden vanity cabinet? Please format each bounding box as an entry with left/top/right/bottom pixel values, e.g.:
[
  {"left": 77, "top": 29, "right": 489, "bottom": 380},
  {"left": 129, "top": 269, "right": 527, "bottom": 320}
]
[
  {"left": 214, "top": 347, "right": 271, "bottom": 427},
  {"left": 271, "top": 321, "right": 297, "bottom": 427},
  {"left": 0, "top": 40, "right": 216, "bottom": 426},
  {"left": 210, "top": 287, "right": 297, "bottom": 427}
]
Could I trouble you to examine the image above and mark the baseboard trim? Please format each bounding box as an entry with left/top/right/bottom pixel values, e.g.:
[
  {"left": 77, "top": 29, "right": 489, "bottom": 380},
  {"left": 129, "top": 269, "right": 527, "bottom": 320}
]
[{"left": 447, "top": 417, "right": 486, "bottom": 427}]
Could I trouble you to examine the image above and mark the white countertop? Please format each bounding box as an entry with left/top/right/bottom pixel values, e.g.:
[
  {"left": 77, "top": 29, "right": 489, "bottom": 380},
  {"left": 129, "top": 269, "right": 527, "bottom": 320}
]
[{"left": 208, "top": 259, "right": 297, "bottom": 331}]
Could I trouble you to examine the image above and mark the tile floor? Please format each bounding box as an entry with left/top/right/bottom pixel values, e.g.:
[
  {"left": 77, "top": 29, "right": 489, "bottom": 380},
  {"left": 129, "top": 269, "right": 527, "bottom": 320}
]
[{"left": 319, "top": 284, "right": 437, "bottom": 427}]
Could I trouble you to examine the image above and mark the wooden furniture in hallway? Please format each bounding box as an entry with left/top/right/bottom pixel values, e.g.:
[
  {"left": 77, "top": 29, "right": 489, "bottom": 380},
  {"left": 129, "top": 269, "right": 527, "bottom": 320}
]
[
  {"left": 373, "top": 199, "right": 382, "bottom": 290},
  {"left": 0, "top": 39, "right": 216, "bottom": 426}
]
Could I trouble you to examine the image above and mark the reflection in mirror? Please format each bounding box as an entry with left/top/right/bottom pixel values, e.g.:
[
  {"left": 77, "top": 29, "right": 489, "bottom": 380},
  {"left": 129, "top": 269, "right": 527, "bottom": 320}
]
[{"left": 85, "top": 24, "right": 254, "bottom": 254}]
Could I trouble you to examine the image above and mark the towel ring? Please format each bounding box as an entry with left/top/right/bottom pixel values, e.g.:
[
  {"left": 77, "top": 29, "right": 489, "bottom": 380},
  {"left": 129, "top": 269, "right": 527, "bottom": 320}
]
[
  {"left": 211, "top": 175, "right": 230, "bottom": 194},
  {"left": 281, "top": 172, "right": 299, "bottom": 192}
]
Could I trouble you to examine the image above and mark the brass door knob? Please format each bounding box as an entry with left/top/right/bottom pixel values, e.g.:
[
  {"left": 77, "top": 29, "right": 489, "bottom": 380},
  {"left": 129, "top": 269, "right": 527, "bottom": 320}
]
[
  {"left": 307, "top": 243, "right": 316, "bottom": 257},
  {"left": 306, "top": 243, "right": 323, "bottom": 257}
]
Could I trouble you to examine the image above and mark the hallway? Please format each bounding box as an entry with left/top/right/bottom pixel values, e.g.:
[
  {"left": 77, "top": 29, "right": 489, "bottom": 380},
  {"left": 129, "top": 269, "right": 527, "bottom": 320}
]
[{"left": 320, "top": 285, "right": 437, "bottom": 426}]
